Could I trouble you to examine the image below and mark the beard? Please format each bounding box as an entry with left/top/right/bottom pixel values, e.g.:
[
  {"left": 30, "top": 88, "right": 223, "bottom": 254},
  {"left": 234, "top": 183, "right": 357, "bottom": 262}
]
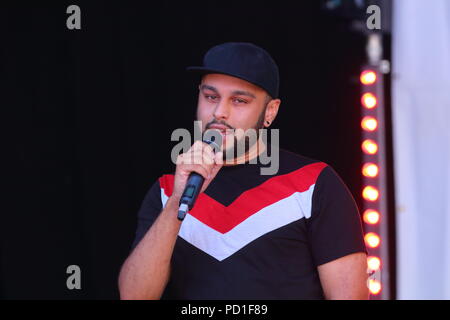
[
  {"left": 202, "top": 105, "right": 267, "bottom": 162},
  {"left": 224, "top": 107, "right": 266, "bottom": 161}
]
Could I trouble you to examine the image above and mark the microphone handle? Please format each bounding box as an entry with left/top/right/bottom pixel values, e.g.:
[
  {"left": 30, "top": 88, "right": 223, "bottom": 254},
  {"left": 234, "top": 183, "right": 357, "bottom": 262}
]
[{"left": 177, "top": 172, "right": 204, "bottom": 221}]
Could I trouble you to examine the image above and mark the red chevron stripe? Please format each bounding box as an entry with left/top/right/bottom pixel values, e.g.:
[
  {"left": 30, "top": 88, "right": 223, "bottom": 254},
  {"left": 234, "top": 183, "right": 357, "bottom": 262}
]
[{"left": 159, "top": 162, "right": 327, "bottom": 233}]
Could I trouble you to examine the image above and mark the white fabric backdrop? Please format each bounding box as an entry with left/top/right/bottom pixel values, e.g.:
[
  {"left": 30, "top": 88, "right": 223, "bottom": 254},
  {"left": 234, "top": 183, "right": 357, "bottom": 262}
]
[{"left": 393, "top": 0, "right": 450, "bottom": 299}]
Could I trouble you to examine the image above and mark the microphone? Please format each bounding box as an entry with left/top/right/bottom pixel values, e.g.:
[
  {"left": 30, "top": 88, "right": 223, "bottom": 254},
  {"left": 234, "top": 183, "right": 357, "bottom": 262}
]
[{"left": 177, "top": 131, "right": 222, "bottom": 221}]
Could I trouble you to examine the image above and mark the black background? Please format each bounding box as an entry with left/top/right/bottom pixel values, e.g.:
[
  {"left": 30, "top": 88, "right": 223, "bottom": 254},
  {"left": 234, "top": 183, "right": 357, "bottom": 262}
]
[{"left": 1, "top": 1, "right": 393, "bottom": 299}]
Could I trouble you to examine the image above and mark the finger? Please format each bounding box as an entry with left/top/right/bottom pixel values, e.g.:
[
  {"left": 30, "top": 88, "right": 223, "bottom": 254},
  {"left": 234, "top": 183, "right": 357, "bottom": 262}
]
[
  {"left": 182, "top": 163, "right": 210, "bottom": 180},
  {"left": 185, "top": 141, "right": 214, "bottom": 159},
  {"left": 192, "top": 141, "right": 216, "bottom": 159},
  {"left": 189, "top": 152, "right": 214, "bottom": 167},
  {"left": 189, "top": 154, "right": 214, "bottom": 176},
  {"left": 209, "top": 152, "right": 223, "bottom": 179},
  {"left": 202, "top": 142, "right": 215, "bottom": 153},
  {"left": 191, "top": 140, "right": 206, "bottom": 153},
  {"left": 202, "top": 143, "right": 215, "bottom": 160},
  {"left": 184, "top": 150, "right": 214, "bottom": 166},
  {"left": 176, "top": 153, "right": 185, "bottom": 165},
  {"left": 214, "top": 151, "right": 224, "bottom": 165},
  {"left": 178, "top": 147, "right": 202, "bottom": 164},
  {"left": 201, "top": 151, "right": 215, "bottom": 165}
]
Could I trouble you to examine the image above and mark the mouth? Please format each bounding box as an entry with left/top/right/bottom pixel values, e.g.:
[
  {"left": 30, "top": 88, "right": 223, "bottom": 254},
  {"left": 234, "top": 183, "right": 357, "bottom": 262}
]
[{"left": 207, "top": 125, "right": 234, "bottom": 136}]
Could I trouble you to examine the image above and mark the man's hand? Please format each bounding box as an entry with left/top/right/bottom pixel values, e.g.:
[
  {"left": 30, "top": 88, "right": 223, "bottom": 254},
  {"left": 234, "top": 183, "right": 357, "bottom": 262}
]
[{"left": 171, "top": 140, "right": 223, "bottom": 201}]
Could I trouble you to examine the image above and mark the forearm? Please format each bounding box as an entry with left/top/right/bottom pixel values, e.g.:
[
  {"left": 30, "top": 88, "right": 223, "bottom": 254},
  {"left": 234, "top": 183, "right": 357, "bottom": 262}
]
[{"left": 118, "top": 196, "right": 182, "bottom": 300}]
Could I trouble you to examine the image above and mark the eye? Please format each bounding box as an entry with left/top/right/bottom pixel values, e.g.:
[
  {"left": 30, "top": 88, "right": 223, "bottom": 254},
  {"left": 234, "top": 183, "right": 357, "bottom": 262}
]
[
  {"left": 205, "top": 94, "right": 219, "bottom": 102},
  {"left": 233, "top": 98, "right": 248, "bottom": 104}
]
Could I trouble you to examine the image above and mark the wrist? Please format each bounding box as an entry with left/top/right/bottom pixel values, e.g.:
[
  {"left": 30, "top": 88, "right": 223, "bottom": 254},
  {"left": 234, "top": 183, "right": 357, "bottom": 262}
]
[
  {"left": 162, "top": 196, "right": 184, "bottom": 225},
  {"left": 166, "top": 195, "right": 181, "bottom": 209}
]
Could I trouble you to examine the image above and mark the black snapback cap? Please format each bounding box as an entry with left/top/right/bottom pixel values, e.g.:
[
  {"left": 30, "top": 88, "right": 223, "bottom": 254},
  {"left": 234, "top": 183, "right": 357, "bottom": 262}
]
[{"left": 187, "top": 42, "right": 280, "bottom": 98}]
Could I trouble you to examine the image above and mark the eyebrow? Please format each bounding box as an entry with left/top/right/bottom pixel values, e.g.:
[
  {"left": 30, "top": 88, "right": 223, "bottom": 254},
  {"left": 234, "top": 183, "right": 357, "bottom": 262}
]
[
  {"left": 200, "top": 85, "right": 219, "bottom": 93},
  {"left": 200, "top": 84, "right": 256, "bottom": 99},
  {"left": 231, "top": 90, "right": 256, "bottom": 99}
]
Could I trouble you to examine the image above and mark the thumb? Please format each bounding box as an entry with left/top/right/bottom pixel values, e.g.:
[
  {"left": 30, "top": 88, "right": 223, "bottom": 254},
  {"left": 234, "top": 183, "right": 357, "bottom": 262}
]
[
  {"left": 214, "top": 151, "right": 224, "bottom": 166},
  {"left": 210, "top": 151, "right": 223, "bottom": 176},
  {"left": 201, "top": 152, "right": 223, "bottom": 193}
]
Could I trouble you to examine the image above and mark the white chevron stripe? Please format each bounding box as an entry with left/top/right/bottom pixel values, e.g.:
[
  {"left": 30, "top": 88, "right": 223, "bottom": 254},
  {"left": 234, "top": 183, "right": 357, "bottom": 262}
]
[{"left": 160, "top": 184, "right": 315, "bottom": 261}]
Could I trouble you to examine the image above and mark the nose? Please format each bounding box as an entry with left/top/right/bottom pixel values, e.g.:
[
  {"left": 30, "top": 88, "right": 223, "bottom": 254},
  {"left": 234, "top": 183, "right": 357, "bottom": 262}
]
[{"left": 213, "top": 99, "right": 230, "bottom": 121}]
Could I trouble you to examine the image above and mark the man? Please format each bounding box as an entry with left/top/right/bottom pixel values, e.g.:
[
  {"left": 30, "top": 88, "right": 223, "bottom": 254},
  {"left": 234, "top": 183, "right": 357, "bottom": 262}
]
[{"left": 118, "top": 42, "right": 368, "bottom": 300}]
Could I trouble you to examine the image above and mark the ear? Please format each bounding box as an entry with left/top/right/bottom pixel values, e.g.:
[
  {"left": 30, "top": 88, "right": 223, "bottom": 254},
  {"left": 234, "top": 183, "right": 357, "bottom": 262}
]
[{"left": 264, "top": 99, "right": 281, "bottom": 127}]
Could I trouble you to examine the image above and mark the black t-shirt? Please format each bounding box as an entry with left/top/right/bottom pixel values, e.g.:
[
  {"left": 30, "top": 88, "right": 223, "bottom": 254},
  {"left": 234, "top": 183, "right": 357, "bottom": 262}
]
[{"left": 131, "top": 149, "right": 367, "bottom": 299}]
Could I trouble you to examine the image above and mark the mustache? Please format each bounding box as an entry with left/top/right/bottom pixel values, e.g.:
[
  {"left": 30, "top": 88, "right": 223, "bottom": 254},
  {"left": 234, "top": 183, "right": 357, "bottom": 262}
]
[{"left": 205, "top": 119, "right": 235, "bottom": 130}]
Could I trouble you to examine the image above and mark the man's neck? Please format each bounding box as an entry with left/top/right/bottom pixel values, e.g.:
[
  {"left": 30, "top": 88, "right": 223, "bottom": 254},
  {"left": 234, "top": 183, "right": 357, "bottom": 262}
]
[{"left": 223, "top": 134, "right": 266, "bottom": 166}]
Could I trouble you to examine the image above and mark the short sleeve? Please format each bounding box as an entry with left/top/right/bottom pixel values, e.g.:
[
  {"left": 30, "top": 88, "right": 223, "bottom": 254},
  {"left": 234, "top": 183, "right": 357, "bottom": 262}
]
[
  {"left": 306, "top": 165, "right": 367, "bottom": 267},
  {"left": 130, "top": 179, "right": 163, "bottom": 251}
]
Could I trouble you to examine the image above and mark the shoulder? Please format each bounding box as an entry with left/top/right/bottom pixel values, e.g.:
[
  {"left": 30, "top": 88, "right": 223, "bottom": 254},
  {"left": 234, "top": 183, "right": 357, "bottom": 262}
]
[
  {"left": 276, "top": 148, "right": 329, "bottom": 179},
  {"left": 276, "top": 149, "right": 351, "bottom": 195},
  {"left": 139, "top": 172, "right": 176, "bottom": 209},
  {"left": 279, "top": 148, "right": 324, "bottom": 167}
]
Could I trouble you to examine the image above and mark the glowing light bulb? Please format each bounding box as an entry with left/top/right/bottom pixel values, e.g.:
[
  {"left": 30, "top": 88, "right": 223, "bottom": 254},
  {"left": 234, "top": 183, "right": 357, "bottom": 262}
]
[
  {"left": 365, "top": 232, "right": 381, "bottom": 248},
  {"left": 360, "top": 70, "right": 377, "bottom": 85},
  {"left": 363, "top": 186, "right": 379, "bottom": 201},
  {"left": 367, "top": 256, "right": 381, "bottom": 270},
  {"left": 363, "top": 209, "right": 380, "bottom": 224},
  {"left": 361, "top": 116, "right": 378, "bottom": 131},
  {"left": 362, "top": 139, "right": 378, "bottom": 155},
  {"left": 362, "top": 163, "right": 379, "bottom": 178},
  {"left": 362, "top": 93, "right": 377, "bottom": 109},
  {"left": 368, "top": 279, "right": 382, "bottom": 295}
]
